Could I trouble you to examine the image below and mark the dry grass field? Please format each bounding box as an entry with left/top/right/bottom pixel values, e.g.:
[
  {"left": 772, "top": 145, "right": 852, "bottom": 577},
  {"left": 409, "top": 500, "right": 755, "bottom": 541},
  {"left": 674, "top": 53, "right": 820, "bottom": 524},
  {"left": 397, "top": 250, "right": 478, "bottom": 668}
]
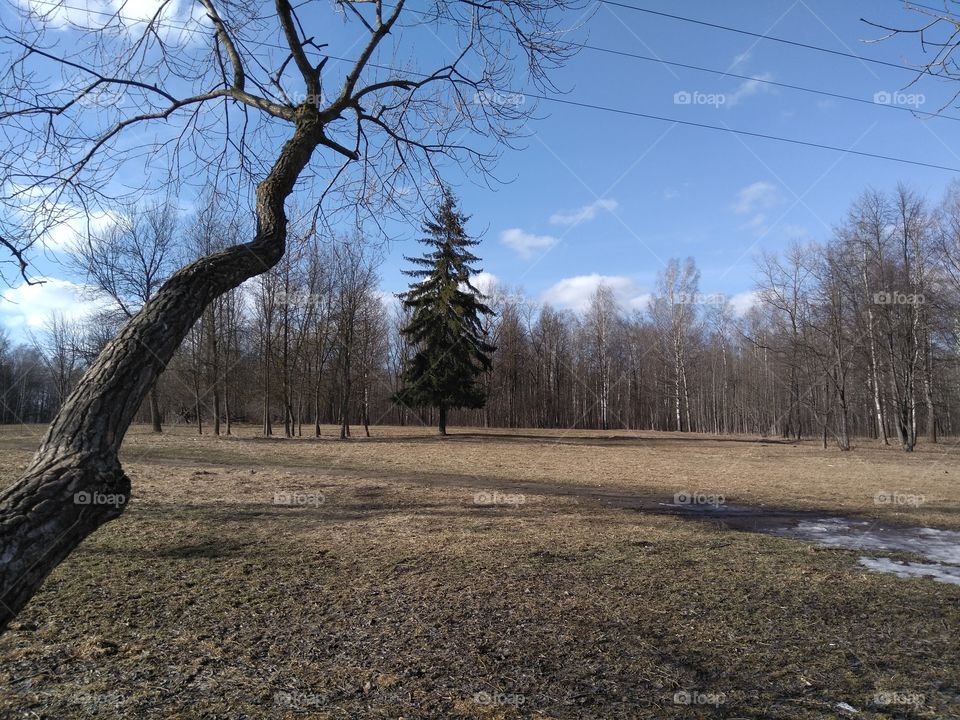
[{"left": 0, "top": 424, "right": 958, "bottom": 719}]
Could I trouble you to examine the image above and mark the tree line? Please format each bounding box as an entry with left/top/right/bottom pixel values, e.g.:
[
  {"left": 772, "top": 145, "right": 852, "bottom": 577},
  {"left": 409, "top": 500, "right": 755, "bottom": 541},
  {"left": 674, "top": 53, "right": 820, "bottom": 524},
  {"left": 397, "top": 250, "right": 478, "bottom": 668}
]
[{"left": 16, "top": 182, "right": 960, "bottom": 450}]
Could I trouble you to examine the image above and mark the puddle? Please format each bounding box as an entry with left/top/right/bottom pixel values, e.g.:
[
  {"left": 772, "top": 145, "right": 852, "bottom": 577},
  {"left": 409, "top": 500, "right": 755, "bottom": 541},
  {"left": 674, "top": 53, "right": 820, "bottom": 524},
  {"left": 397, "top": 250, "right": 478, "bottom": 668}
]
[
  {"left": 769, "top": 518, "right": 960, "bottom": 586},
  {"left": 384, "top": 473, "right": 960, "bottom": 587},
  {"left": 639, "top": 501, "right": 960, "bottom": 586}
]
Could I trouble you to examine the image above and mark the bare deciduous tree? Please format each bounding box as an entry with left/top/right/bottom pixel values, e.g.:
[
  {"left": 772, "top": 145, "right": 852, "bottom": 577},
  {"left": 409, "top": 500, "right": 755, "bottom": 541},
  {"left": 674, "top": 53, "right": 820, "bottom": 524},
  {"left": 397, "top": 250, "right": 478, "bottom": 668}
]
[
  {"left": 69, "top": 201, "right": 179, "bottom": 432},
  {"left": 0, "top": 0, "right": 580, "bottom": 631},
  {"left": 650, "top": 258, "right": 701, "bottom": 432}
]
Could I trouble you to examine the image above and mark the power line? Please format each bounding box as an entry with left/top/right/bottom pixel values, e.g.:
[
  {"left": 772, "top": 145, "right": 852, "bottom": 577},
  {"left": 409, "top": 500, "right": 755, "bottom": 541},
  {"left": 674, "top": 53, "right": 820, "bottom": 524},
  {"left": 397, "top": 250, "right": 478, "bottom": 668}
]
[
  {"left": 570, "top": 41, "right": 960, "bottom": 122},
  {"left": 381, "top": 1, "right": 960, "bottom": 121},
  {"left": 36, "top": 0, "right": 960, "bottom": 122},
  {"left": 9, "top": 1, "right": 960, "bottom": 172},
  {"left": 328, "top": 55, "right": 960, "bottom": 173},
  {"left": 598, "top": 0, "right": 944, "bottom": 78},
  {"left": 24, "top": 0, "right": 946, "bottom": 82},
  {"left": 528, "top": 92, "right": 960, "bottom": 173}
]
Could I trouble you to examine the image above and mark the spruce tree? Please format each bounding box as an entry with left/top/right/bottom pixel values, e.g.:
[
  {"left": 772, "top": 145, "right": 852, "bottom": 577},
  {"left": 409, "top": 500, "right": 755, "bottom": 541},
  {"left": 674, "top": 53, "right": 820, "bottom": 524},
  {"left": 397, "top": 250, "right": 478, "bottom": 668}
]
[{"left": 393, "top": 191, "right": 495, "bottom": 435}]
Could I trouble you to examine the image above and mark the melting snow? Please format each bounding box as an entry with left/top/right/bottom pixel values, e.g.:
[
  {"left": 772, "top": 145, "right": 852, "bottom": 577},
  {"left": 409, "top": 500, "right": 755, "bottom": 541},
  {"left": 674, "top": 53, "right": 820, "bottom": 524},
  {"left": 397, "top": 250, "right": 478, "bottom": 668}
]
[
  {"left": 771, "top": 518, "right": 960, "bottom": 586},
  {"left": 857, "top": 557, "right": 960, "bottom": 586}
]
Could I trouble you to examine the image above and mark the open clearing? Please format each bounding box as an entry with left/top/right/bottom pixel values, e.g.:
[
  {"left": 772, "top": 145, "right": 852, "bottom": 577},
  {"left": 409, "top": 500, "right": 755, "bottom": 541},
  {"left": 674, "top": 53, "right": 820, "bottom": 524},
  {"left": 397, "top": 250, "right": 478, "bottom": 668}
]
[{"left": 0, "top": 424, "right": 958, "bottom": 719}]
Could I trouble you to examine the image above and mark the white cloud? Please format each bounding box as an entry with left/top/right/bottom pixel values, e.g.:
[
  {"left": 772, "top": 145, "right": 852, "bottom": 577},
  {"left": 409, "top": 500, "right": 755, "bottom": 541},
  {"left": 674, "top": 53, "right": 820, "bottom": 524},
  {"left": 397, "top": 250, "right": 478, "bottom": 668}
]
[
  {"left": 500, "top": 228, "right": 558, "bottom": 259},
  {"left": 733, "top": 181, "right": 780, "bottom": 215},
  {"left": 18, "top": 0, "right": 209, "bottom": 41},
  {"left": 44, "top": 209, "right": 120, "bottom": 254},
  {"left": 541, "top": 273, "right": 646, "bottom": 313},
  {"left": 729, "top": 290, "right": 760, "bottom": 316},
  {"left": 726, "top": 73, "right": 774, "bottom": 107},
  {"left": 628, "top": 292, "right": 652, "bottom": 312},
  {"left": 469, "top": 271, "right": 499, "bottom": 297},
  {"left": 374, "top": 288, "right": 400, "bottom": 312},
  {"left": 0, "top": 278, "right": 111, "bottom": 339},
  {"left": 9, "top": 182, "right": 123, "bottom": 255},
  {"left": 549, "top": 198, "right": 618, "bottom": 226}
]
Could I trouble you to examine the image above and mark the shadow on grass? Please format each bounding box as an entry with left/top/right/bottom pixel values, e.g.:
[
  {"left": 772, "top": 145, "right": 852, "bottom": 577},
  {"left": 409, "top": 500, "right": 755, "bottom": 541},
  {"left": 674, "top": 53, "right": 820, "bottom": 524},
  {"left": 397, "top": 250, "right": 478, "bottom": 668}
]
[{"left": 146, "top": 430, "right": 800, "bottom": 449}]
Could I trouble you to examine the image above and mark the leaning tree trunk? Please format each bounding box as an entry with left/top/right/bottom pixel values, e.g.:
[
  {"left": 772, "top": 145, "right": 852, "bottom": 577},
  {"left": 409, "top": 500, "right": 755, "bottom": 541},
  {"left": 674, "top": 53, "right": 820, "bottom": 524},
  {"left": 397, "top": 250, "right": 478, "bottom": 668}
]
[{"left": 0, "top": 109, "right": 326, "bottom": 633}]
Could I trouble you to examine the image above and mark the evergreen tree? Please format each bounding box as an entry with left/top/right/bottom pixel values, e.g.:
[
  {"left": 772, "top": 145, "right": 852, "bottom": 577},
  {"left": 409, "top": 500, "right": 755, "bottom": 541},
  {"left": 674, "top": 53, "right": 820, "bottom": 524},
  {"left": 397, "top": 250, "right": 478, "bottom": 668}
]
[{"left": 393, "top": 191, "right": 495, "bottom": 435}]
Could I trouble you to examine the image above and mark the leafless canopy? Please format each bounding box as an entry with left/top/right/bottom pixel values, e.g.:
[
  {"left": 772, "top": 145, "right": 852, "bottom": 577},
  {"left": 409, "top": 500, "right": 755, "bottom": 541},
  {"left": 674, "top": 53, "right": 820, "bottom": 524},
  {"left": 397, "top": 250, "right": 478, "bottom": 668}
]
[
  {"left": 0, "top": 0, "right": 584, "bottom": 282},
  {"left": 863, "top": 2, "right": 960, "bottom": 112}
]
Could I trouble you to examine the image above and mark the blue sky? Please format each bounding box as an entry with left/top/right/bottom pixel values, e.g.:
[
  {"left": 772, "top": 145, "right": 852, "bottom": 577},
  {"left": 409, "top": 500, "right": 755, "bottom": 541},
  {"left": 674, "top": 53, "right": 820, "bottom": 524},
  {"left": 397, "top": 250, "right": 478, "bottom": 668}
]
[{"left": 4, "top": 0, "right": 960, "bottom": 337}]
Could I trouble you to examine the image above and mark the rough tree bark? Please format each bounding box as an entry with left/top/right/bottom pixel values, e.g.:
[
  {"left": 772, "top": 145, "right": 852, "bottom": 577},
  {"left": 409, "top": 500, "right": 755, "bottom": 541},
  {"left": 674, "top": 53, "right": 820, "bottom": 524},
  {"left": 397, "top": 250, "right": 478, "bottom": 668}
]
[
  {"left": 0, "top": 107, "right": 326, "bottom": 631},
  {"left": 0, "top": 0, "right": 575, "bottom": 636}
]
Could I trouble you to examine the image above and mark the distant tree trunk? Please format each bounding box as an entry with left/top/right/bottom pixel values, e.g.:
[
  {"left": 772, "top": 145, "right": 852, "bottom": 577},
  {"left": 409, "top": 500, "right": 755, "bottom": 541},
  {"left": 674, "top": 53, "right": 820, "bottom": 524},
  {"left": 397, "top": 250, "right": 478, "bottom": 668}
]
[
  {"left": 363, "top": 380, "right": 371, "bottom": 437},
  {"left": 439, "top": 403, "right": 448, "bottom": 435},
  {"left": 339, "top": 378, "right": 351, "bottom": 440},
  {"left": 921, "top": 321, "right": 937, "bottom": 444},
  {"left": 222, "top": 331, "right": 232, "bottom": 437},
  {"left": 836, "top": 384, "right": 851, "bottom": 451},
  {"left": 204, "top": 305, "right": 221, "bottom": 436},
  {"left": 223, "top": 383, "right": 232, "bottom": 436},
  {"left": 314, "top": 376, "right": 322, "bottom": 437},
  {"left": 149, "top": 385, "right": 163, "bottom": 433},
  {"left": 262, "top": 355, "right": 272, "bottom": 437},
  {"left": 193, "top": 363, "right": 203, "bottom": 436},
  {"left": 924, "top": 371, "right": 937, "bottom": 443},
  {"left": 680, "top": 358, "right": 692, "bottom": 433},
  {"left": 296, "top": 390, "right": 303, "bottom": 437},
  {"left": 867, "top": 321, "right": 888, "bottom": 444},
  {"left": 673, "top": 347, "right": 683, "bottom": 432}
]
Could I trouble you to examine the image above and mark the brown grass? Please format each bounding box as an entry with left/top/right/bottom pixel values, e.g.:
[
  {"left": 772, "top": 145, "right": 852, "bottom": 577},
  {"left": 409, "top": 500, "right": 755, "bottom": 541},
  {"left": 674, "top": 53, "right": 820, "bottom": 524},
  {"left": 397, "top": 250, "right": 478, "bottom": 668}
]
[{"left": 0, "top": 424, "right": 957, "bottom": 719}]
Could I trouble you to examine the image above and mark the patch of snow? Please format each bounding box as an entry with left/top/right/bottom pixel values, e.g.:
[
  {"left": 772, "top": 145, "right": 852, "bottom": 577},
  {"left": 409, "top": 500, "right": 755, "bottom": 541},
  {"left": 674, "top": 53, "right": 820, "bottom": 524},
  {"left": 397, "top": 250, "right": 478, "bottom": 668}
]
[
  {"left": 775, "top": 519, "right": 960, "bottom": 565},
  {"left": 858, "top": 557, "right": 960, "bottom": 586},
  {"left": 771, "top": 517, "right": 960, "bottom": 586}
]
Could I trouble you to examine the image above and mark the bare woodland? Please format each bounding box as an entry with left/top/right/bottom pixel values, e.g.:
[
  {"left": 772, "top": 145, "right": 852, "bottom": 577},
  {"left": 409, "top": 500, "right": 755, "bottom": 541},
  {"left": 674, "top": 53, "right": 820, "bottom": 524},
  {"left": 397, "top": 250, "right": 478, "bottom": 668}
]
[
  {"left": 0, "top": 0, "right": 957, "bottom": 658},
  {"left": 0, "top": 0, "right": 580, "bottom": 631},
  {"left": 12, "top": 182, "right": 960, "bottom": 457}
]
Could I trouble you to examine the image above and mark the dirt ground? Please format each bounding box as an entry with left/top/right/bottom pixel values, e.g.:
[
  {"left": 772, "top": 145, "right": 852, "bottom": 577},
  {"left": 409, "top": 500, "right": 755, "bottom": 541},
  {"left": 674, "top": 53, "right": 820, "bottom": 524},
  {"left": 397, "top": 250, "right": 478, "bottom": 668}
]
[{"left": 0, "top": 423, "right": 957, "bottom": 719}]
